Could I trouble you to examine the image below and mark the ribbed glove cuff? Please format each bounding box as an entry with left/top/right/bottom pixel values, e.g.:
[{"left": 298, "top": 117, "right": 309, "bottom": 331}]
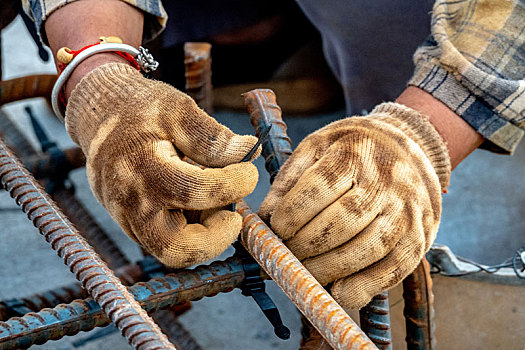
[
  {"left": 371, "top": 102, "right": 451, "bottom": 190},
  {"left": 65, "top": 63, "right": 144, "bottom": 154}
]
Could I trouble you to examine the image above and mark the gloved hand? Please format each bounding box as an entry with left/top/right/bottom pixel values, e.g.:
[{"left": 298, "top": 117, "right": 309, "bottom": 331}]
[
  {"left": 259, "top": 102, "right": 450, "bottom": 309},
  {"left": 66, "top": 63, "right": 260, "bottom": 267}
]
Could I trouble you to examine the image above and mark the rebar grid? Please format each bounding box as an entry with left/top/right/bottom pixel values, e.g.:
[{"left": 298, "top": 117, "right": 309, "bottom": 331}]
[
  {"left": 0, "top": 258, "right": 244, "bottom": 349},
  {"left": 0, "top": 139, "right": 175, "bottom": 350}
]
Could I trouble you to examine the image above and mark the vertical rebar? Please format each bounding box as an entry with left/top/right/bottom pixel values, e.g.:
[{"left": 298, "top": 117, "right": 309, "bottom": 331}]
[
  {"left": 0, "top": 139, "right": 175, "bottom": 350},
  {"left": 184, "top": 42, "right": 213, "bottom": 114},
  {"left": 243, "top": 89, "right": 292, "bottom": 183},
  {"left": 403, "top": 259, "right": 435, "bottom": 350},
  {"left": 359, "top": 292, "right": 392, "bottom": 349}
]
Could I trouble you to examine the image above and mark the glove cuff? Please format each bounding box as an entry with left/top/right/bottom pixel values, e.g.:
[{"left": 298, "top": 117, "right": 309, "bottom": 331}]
[
  {"left": 371, "top": 102, "right": 451, "bottom": 190},
  {"left": 65, "top": 63, "right": 144, "bottom": 155}
]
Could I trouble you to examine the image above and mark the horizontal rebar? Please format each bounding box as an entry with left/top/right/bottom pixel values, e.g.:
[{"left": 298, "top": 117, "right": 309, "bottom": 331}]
[{"left": 0, "top": 258, "right": 243, "bottom": 349}]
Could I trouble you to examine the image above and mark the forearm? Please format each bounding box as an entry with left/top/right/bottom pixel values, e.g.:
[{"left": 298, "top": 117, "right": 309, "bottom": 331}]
[
  {"left": 396, "top": 86, "right": 483, "bottom": 170},
  {"left": 45, "top": 0, "right": 144, "bottom": 100}
]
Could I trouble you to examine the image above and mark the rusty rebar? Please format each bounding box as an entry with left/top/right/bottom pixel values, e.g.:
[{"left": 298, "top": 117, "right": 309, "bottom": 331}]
[
  {"left": 0, "top": 75, "right": 57, "bottom": 106},
  {"left": 359, "top": 292, "right": 392, "bottom": 350},
  {"left": 0, "top": 139, "right": 174, "bottom": 349},
  {"left": 1, "top": 107, "right": 129, "bottom": 270},
  {"left": 2, "top": 63, "right": 196, "bottom": 349},
  {"left": 237, "top": 200, "right": 376, "bottom": 350},
  {"left": 0, "top": 258, "right": 244, "bottom": 349},
  {"left": 243, "top": 89, "right": 382, "bottom": 349},
  {"left": 52, "top": 188, "right": 131, "bottom": 268},
  {"left": 184, "top": 42, "right": 213, "bottom": 114},
  {"left": 403, "top": 259, "right": 435, "bottom": 350},
  {"left": 0, "top": 263, "right": 144, "bottom": 322},
  {"left": 152, "top": 310, "right": 202, "bottom": 350},
  {"left": 243, "top": 89, "right": 292, "bottom": 183}
]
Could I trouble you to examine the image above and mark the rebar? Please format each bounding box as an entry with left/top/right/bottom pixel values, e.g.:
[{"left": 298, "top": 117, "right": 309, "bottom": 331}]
[
  {"left": 0, "top": 107, "right": 129, "bottom": 270},
  {"left": 52, "top": 188, "right": 131, "bottom": 268},
  {"left": 243, "top": 89, "right": 380, "bottom": 349},
  {"left": 152, "top": 310, "right": 202, "bottom": 350},
  {"left": 237, "top": 200, "right": 376, "bottom": 350},
  {"left": 0, "top": 262, "right": 145, "bottom": 322},
  {"left": 0, "top": 139, "right": 174, "bottom": 349},
  {"left": 403, "top": 259, "right": 435, "bottom": 350},
  {"left": 0, "top": 258, "right": 244, "bottom": 349},
  {"left": 184, "top": 42, "right": 213, "bottom": 113},
  {"left": 243, "top": 89, "right": 292, "bottom": 183},
  {"left": 359, "top": 292, "right": 392, "bottom": 349}
]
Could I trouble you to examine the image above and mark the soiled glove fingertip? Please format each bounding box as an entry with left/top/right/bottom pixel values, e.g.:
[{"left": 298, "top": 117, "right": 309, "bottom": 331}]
[
  {"left": 202, "top": 209, "right": 243, "bottom": 237},
  {"left": 228, "top": 162, "right": 260, "bottom": 200},
  {"left": 330, "top": 280, "right": 372, "bottom": 310},
  {"left": 228, "top": 134, "right": 261, "bottom": 163}
]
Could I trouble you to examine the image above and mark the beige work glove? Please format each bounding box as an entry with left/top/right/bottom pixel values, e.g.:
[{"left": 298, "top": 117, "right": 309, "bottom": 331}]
[
  {"left": 66, "top": 63, "right": 260, "bottom": 267},
  {"left": 259, "top": 102, "right": 451, "bottom": 309}
]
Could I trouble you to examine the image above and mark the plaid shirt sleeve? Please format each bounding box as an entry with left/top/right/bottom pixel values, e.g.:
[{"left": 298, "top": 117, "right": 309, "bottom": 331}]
[
  {"left": 21, "top": 0, "right": 167, "bottom": 43},
  {"left": 409, "top": 0, "right": 525, "bottom": 154}
]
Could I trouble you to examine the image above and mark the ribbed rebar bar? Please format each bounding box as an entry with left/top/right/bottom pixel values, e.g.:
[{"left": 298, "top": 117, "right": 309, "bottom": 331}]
[
  {"left": 0, "top": 110, "right": 129, "bottom": 269},
  {"left": 184, "top": 42, "right": 213, "bottom": 114},
  {"left": 243, "top": 89, "right": 292, "bottom": 183},
  {"left": 0, "top": 258, "right": 244, "bottom": 349},
  {"left": 152, "top": 310, "right": 202, "bottom": 350},
  {"left": 243, "top": 89, "right": 381, "bottom": 349},
  {"left": 0, "top": 139, "right": 174, "bottom": 349},
  {"left": 0, "top": 263, "right": 144, "bottom": 322},
  {"left": 52, "top": 188, "right": 131, "bottom": 268},
  {"left": 237, "top": 200, "right": 376, "bottom": 350},
  {"left": 403, "top": 259, "right": 435, "bottom": 350},
  {"left": 359, "top": 292, "right": 392, "bottom": 349}
]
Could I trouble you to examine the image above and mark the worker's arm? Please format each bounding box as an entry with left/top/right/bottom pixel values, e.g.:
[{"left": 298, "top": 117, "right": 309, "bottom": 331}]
[
  {"left": 396, "top": 86, "right": 484, "bottom": 170},
  {"left": 45, "top": 0, "right": 144, "bottom": 100},
  {"left": 26, "top": 0, "right": 261, "bottom": 268}
]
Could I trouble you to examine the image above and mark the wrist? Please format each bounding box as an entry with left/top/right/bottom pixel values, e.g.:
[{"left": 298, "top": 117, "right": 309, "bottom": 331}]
[
  {"left": 65, "top": 52, "right": 134, "bottom": 101},
  {"left": 396, "top": 87, "right": 484, "bottom": 169}
]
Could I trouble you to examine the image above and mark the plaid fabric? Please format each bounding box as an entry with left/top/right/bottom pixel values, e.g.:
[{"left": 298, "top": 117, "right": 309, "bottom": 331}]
[
  {"left": 22, "top": 0, "right": 167, "bottom": 43},
  {"left": 410, "top": 0, "right": 525, "bottom": 154}
]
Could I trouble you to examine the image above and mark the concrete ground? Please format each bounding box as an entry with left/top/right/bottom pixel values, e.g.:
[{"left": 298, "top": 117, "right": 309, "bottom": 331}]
[{"left": 2, "top": 16, "right": 525, "bottom": 349}]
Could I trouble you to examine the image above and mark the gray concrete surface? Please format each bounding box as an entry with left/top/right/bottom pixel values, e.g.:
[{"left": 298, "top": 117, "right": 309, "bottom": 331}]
[{"left": 2, "top": 15, "right": 525, "bottom": 349}]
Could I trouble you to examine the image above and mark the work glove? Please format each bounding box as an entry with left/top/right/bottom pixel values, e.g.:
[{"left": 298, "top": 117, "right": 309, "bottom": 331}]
[
  {"left": 259, "top": 102, "right": 450, "bottom": 309},
  {"left": 66, "top": 63, "right": 260, "bottom": 267}
]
